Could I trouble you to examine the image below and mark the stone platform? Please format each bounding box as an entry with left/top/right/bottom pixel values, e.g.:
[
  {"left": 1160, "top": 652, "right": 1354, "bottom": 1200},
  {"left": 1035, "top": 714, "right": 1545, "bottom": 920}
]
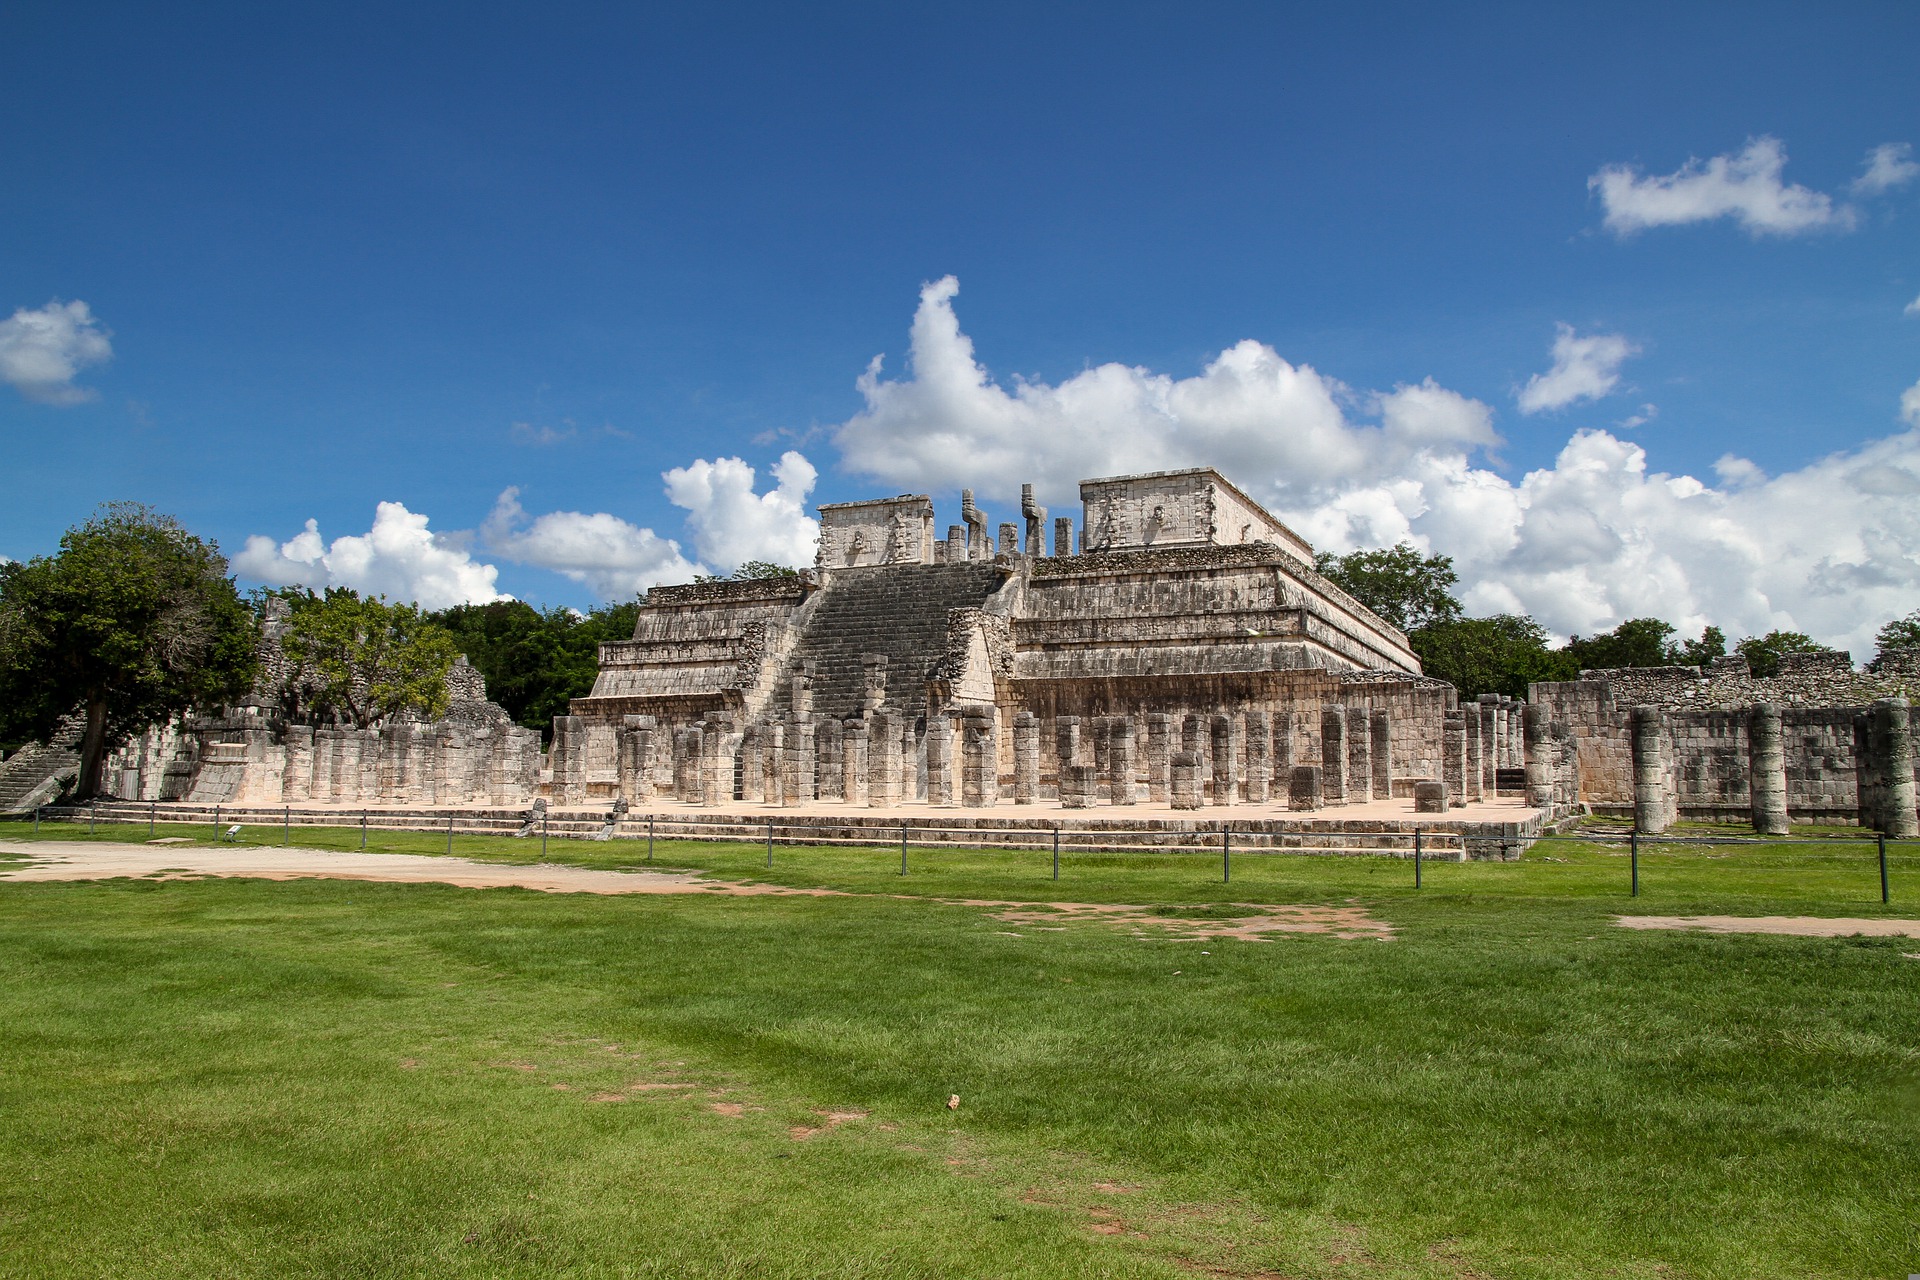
[{"left": 44, "top": 793, "right": 1546, "bottom": 861}]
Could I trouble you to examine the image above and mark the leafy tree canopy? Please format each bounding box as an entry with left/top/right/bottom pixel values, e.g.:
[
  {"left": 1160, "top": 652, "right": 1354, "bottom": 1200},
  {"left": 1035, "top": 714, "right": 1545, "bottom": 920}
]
[
  {"left": 1871, "top": 609, "right": 1920, "bottom": 672},
  {"left": 1560, "top": 617, "right": 1678, "bottom": 672},
  {"left": 692, "top": 560, "right": 804, "bottom": 584},
  {"left": 1733, "top": 629, "right": 1841, "bottom": 679},
  {"left": 276, "top": 588, "right": 460, "bottom": 728},
  {"left": 1674, "top": 625, "right": 1727, "bottom": 668},
  {"left": 1314, "top": 544, "right": 1462, "bottom": 633},
  {"left": 427, "top": 598, "right": 640, "bottom": 738},
  {"left": 0, "top": 503, "right": 259, "bottom": 797},
  {"left": 1410, "top": 614, "right": 1576, "bottom": 700}
]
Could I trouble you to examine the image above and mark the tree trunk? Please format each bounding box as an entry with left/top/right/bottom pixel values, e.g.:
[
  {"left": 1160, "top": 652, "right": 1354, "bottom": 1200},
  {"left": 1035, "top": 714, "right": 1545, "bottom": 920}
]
[{"left": 75, "top": 696, "right": 110, "bottom": 801}]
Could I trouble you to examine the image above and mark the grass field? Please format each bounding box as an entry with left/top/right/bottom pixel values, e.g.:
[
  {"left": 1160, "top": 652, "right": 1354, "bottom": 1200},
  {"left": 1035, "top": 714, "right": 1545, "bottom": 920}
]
[{"left": 1, "top": 817, "right": 1916, "bottom": 1278}]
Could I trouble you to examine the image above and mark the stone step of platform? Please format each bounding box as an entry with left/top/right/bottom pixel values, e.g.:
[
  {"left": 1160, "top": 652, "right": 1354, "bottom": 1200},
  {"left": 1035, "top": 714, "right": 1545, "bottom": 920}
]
[{"left": 35, "top": 802, "right": 1538, "bottom": 860}]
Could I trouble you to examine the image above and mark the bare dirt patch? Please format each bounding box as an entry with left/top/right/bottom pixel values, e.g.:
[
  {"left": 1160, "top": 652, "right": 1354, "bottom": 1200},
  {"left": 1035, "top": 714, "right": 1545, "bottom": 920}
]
[
  {"left": 1616, "top": 915, "right": 1920, "bottom": 938},
  {"left": 969, "top": 900, "right": 1393, "bottom": 941},
  {"left": 0, "top": 840, "right": 842, "bottom": 898}
]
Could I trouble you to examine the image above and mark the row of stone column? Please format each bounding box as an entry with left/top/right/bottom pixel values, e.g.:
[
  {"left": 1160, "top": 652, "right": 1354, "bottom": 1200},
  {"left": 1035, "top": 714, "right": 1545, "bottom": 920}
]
[
  {"left": 273, "top": 722, "right": 540, "bottom": 806},
  {"left": 1628, "top": 698, "right": 1919, "bottom": 836}
]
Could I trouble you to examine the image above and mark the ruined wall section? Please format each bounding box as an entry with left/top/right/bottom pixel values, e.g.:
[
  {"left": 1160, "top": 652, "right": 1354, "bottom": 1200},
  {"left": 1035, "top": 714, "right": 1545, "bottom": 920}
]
[
  {"left": 582, "top": 577, "right": 811, "bottom": 717},
  {"left": 1078, "top": 468, "right": 1315, "bottom": 561}
]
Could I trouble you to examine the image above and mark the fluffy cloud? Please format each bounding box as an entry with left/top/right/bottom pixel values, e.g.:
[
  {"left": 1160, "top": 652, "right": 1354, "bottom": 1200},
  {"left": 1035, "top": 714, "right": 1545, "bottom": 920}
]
[
  {"left": 235, "top": 503, "right": 507, "bottom": 609},
  {"left": 0, "top": 299, "right": 113, "bottom": 405},
  {"left": 1516, "top": 325, "right": 1638, "bottom": 414},
  {"left": 1905, "top": 294, "right": 1920, "bottom": 317},
  {"left": 664, "top": 450, "right": 820, "bottom": 569},
  {"left": 828, "top": 277, "right": 1920, "bottom": 655},
  {"left": 1589, "top": 137, "right": 1852, "bottom": 237},
  {"left": 1853, "top": 142, "right": 1919, "bottom": 196},
  {"left": 482, "top": 489, "right": 701, "bottom": 599}
]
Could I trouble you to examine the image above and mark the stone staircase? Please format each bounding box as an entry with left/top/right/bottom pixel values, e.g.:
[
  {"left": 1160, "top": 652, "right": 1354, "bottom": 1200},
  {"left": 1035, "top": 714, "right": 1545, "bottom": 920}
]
[
  {"left": 0, "top": 719, "right": 84, "bottom": 814},
  {"left": 787, "top": 562, "right": 1007, "bottom": 722}
]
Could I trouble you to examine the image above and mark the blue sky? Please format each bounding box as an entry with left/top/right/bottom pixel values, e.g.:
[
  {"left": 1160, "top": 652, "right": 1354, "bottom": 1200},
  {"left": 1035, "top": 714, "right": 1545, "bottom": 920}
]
[{"left": 3, "top": 2, "right": 1917, "bottom": 652}]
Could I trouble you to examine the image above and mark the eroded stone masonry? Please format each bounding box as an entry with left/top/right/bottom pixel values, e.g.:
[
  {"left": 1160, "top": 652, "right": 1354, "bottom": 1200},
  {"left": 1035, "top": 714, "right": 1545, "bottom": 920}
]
[{"left": 10, "top": 464, "right": 1917, "bottom": 835}]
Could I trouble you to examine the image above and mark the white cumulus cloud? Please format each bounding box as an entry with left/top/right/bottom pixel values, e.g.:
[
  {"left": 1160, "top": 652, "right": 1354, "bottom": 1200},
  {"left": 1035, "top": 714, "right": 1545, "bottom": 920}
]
[
  {"left": 236, "top": 503, "right": 507, "bottom": 609},
  {"left": 0, "top": 299, "right": 113, "bottom": 405},
  {"left": 482, "top": 489, "right": 701, "bottom": 599},
  {"left": 825, "top": 277, "right": 1920, "bottom": 656},
  {"left": 1516, "top": 324, "right": 1639, "bottom": 415},
  {"left": 1589, "top": 136, "right": 1853, "bottom": 237},
  {"left": 664, "top": 450, "right": 820, "bottom": 570},
  {"left": 1853, "top": 142, "right": 1920, "bottom": 196}
]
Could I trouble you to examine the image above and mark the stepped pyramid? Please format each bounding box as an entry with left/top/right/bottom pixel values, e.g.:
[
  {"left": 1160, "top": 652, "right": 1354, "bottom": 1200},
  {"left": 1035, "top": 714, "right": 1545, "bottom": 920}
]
[{"left": 0, "top": 716, "right": 84, "bottom": 813}]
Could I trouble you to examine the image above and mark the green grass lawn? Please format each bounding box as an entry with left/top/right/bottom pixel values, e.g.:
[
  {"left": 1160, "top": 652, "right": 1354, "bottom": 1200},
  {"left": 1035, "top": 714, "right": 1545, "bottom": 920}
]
[{"left": 1, "top": 817, "right": 1916, "bottom": 1278}]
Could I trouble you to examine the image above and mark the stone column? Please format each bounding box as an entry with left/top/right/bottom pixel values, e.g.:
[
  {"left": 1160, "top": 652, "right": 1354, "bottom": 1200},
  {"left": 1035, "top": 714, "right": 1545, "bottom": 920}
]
[
  {"left": 1288, "top": 764, "right": 1322, "bottom": 811},
  {"left": 764, "top": 722, "right": 786, "bottom": 806},
  {"left": 282, "top": 725, "right": 314, "bottom": 802},
  {"left": 619, "top": 716, "right": 655, "bottom": 803},
  {"left": 700, "top": 717, "right": 730, "bottom": 806},
  {"left": 1853, "top": 712, "right": 1875, "bottom": 829},
  {"left": 961, "top": 710, "right": 998, "bottom": 806},
  {"left": 926, "top": 713, "right": 955, "bottom": 806},
  {"left": 1747, "top": 702, "right": 1788, "bottom": 836},
  {"left": 867, "top": 711, "right": 900, "bottom": 807},
  {"left": 1053, "top": 517, "right": 1075, "bottom": 558},
  {"left": 1480, "top": 696, "right": 1504, "bottom": 787},
  {"left": 1272, "top": 711, "right": 1294, "bottom": 775},
  {"left": 1091, "top": 718, "right": 1113, "bottom": 803},
  {"left": 1108, "top": 716, "right": 1135, "bottom": 805},
  {"left": 1507, "top": 704, "right": 1525, "bottom": 769},
  {"left": 1369, "top": 708, "right": 1392, "bottom": 800},
  {"left": 1244, "top": 710, "right": 1271, "bottom": 804},
  {"left": 1523, "top": 704, "right": 1554, "bottom": 808},
  {"left": 670, "top": 727, "right": 699, "bottom": 802},
  {"left": 311, "top": 728, "right": 337, "bottom": 800},
  {"left": 1054, "top": 716, "right": 1081, "bottom": 786},
  {"left": 998, "top": 522, "right": 1020, "bottom": 557},
  {"left": 790, "top": 720, "right": 816, "bottom": 804},
  {"left": 740, "top": 727, "right": 765, "bottom": 804},
  {"left": 1463, "top": 708, "right": 1483, "bottom": 804},
  {"left": 1346, "top": 705, "right": 1372, "bottom": 803},
  {"left": 1012, "top": 712, "right": 1039, "bottom": 804},
  {"left": 1872, "top": 699, "right": 1918, "bottom": 837},
  {"left": 1320, "top": 707, "right": 1347, "bottom": 805},
  {"left": 1145, "top": 713, "right": 1172, "bottom": 805},
  {"left": 1209, "top": 714, "right": 1236, "bottom": 805},
  {"left": 1170, "top": 752, "right": 1203, "bottom": 810},
  {"left": 843, "top": 721, "right": 869, "bottom": 806},
  {"left": 1631, "top": 705, "right": 1674, "bottom": 834},
  {"left": 1061, "top": 764, "right": 1098, "bottom": 808},
  {"left": 551, "top": 716, "right": 587, "bottom": 805},
  {"left": 1443, "top": 711, "right": 1467, "bottom": 808},
  {"left": 815, "top": 718, "right": 844, "bottom": 801}
]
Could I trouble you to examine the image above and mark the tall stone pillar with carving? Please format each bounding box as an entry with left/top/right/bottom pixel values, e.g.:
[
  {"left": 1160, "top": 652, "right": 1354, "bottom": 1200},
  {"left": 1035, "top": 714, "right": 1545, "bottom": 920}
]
[
  {"left": 924, "top": 713, "right": 953, "bottom": 806},
  {"left": 551, "top": 715, "right": 587, "bottom": 805},
  {"left": 1144, "top": 713, "right": 1172, "bottom": 804},
  {"left": 1243, "top": 710, "right": 1271, "bottom": 804},
  {"left": 1443, "top": 711, "right": 1467, "bottom": 808},
  {"left": 1272, "top": 711, "right": 1293, "bottom": 777},
  {"left": 1012, "top": 711, "right": 1039, "bottom": 804},
  {"left": 790, "top": 719, "right": 816, "bottom": 804},
  {"left": 282, "top": 726, "right": 314, "bottom": 803},
  {"left": 1091, "top": 718, "right": 1113, "bottom": 803},
  {"left": 1054, "top": 716, "right": 1080, "bottom": 790},
  {"left": 1053, "top": 517, "right": 1075, "bottom": 558},
  {"left": 1320, "top": 707, "right": 1347, "bottom": 805},
  {"left": 868, "top": 710, "right": 901, "bottom": 808},
  {"left": 815, "top": 718, "right": 844, "bottom": 801},
  {"left": 1209, "top": 714, "right": 1235, "bottom": 805},
  {"left": 1463, "top": 708, "right": 1483, "bottom": 804},
  {"left": 619, "top": 716, "right": 655, "bottom": 803},
  {"left": 740, "top": 726, "right": 765, "bottom": 804},
  {"left": 1021, "top": 484, "right": 1048, "bottom": 556},
  {"left": 842, "top": 721, "right": 869, "bottom": 807},
  {"left": 1630, "top": 706, "right": 1674, "bottom": 834},
  {"left": 1370, "top": 708, "right": 1392, "bottom": 801},
  {"left": 1345, "top": 705, "right": 1372, "bottom": 803},
  {"left": 1523, "top": 704, "right": 1553, "bottom": 808},
  {"left": 1170, "top": 752, "right": 1202, "bottom": 809},
  {"left": 961, "top": 709, "right": 998, "bottom": 807},
  {"left": 1747, "top": 702, "right": 1788, "bottom": 836},
  {"left": 1107, "top": 716, "right": 1135, "bottom": 805}
]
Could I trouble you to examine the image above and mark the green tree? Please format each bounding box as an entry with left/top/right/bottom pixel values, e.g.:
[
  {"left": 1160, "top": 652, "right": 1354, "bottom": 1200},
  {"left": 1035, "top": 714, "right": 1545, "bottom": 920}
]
[
  {"left": 1675, "top": 625, "right": 1727, "bottom": 668},
  {"left": 692, "top": 560, "right": 804, "bottom": 584},
  {"left": 1410, "top": 614, "right": 1576, "bottom": 700},
  {"left": 428, "top": 598, "right": 640, "bottom": 738},
  {"left": 1734, "top": 629, "right": 1840, "bottom": 679},
  {"left": 0, "top": 503, "right": 260, "bottom": 798},
  {"left": 1314, "top": 544, "right": 1462, "bottom": 633},
  {"left": 278, "top": 588, "right": 460, "bottom": 727},
  {"left": 1563, "top": 618, "right": 1678, "bottom": 671},
  {"left": 1870, "top": 608, "right": 1920, "bottom": 672}
]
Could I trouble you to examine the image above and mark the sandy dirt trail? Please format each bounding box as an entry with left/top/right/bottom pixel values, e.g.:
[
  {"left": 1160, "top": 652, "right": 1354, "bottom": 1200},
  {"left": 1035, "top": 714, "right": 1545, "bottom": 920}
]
[
  {"left": 0, "top": 840, "right": 836, "bottom": 896},
  {"left": 1616, "top": 914, "right": 1920, "bottom": 938}
]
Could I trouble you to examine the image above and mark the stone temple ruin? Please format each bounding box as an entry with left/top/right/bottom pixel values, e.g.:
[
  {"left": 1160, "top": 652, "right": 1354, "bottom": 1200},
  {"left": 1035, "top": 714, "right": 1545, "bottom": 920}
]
[{"left": 7, "top": 465, "right": 1920, "bottom": 847}]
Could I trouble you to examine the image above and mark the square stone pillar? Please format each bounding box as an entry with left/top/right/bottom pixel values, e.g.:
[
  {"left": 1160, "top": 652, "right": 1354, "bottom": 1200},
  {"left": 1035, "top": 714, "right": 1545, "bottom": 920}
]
[
  {"left": 764, "top": 722, "right": 785, "bottom": 806},
  {"left": 1523, "top": 704, "right": 1554, "bottom": 808},
  {"left": 868, "top": 711, "right": 901, "bottom": 807},
  {"left": 1012, "top": 711, "right": 1039, "bottom": 804},
  {"left": 551, "top": 716, "right": 587, "bottom": 805},
  {"left": 1108, "top": 716, "right": 1135, "bottom": 805},
  {"left": 842, "top": 722, "right": 868, "bottom": 807},
  {"left": 1053, "top": 517, "right": 1075, "bottom": 558},
  {"left": 961, "top": 710, "right": 998, "bottom": 807},
  {"left": 1061, "top": 763, "right": 1098, "bottom": 808},
  {"left": 1345, "top": 705, "right": 1372, "bottom": 803},
  {"left": 1320, "top": 707, "right": 1347, "bottom": 805},
  {"left": 789, "top": 720, "right": 816, "bottom": 804},
  {"left": 741, "top": 726, "right": 765, "bottom": 804},
  {"left": 282, "top": 726, "right": 314, "bottom": 802},
  {"left": 1054, "top": 715, "right": 1081, "bottom": 784},
  {"left": 1463, "top": 708, "right": 1483, "bottom": 803},
  {"left": 1209, "top": 715, "right": 1236, "bottom": 805},
  {"left": 1369, "top": 709, "right": 1392, "bottom": 801},
  {"left": 1243, "top": 710, "right": 1271, "bottom": 804},
  {"left": 1145, "top": 713, "right": 1172, "bottom": 804},
  {"left": 1272, "top": 711, "right": 1294, "bottom": 775},
  {"left": 926, "top": 713, "right": 955, "bottom": 806},
  {"left": 671, "top": 727, "right": 700, "bottom": 802},
  {"left": 1170, "top": 752, "right": 1203, "bottom": 810},
  {"left": 1091, "top": 718, "right": 1112, "bottom": 802},
  {"left": 619, "top": 716, "right": 655, "bottom": 803},
  {"left": 1443, "top": 711, "right": 1467, "bottom": 808},
  {"left": 311, "top": 728, "right": 337, "bottom": 800},
  {"left": 700, "top": 717, "right": 731, "bottom": 806},
  {"left": 815, "top": 718, "right": 844, "bottom": 801},
  {"left": 1288, "top": 764, "right": 1322, "bottom": 811}
]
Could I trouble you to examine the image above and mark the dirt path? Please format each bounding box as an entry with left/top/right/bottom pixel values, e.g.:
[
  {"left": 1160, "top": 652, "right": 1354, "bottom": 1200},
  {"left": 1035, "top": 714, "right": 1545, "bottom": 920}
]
[
  {"left": 0, "top": 840, "right": 837, "bottom": 897},
  {"left": 1616, "top": 914, "right": 1920, "bottom": 938}
]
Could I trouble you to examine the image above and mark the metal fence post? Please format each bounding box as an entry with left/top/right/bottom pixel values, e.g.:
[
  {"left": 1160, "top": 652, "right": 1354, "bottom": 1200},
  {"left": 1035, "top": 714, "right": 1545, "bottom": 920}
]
[
  {"left": 361, "top": 810, "right": 367, "bottom": 850},
  {"left": 767, "top": 820, "right": 774, "bottom": 868},
  {"left": 89, "top": 800, "right": 96, "bottom": 835},
  {"left": 34, "top": 806, "right": 41, "bottom": 835},
  {"left": 1414, "top": 828, "right": 1422, "bottom": 889},
  {"left": 214, "top": 805, "right": 221, "bottom": 839},
  {"left": 900, "top": 820, "right": 908, "bottom": 876},
  {"left": 1630, "top": 828, "right": 1639, "bottom": 898},
  {"left": 1880, "top": 832, "right": 1890, "bottom": 905},
  {"left": 446, "top": 811, "right": 454, "bottom": 856},
  {"left": 647, "top": 813, "right": 655, "bottom": 862},
  {"left": 1222, "top": 827, "right": 1231, "bottom": 884},
  {"left": 149, "top": 800, "right": 156, "bottom": 838},
  {"left": 1052, "top": 827, "right": 1060, "bottom": 881},
  {"left": 540, "top": 809, "right": 547, "bottom": 859},
  {"left": 284, "top": 806, "right": 291, "bottom": 847}
]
